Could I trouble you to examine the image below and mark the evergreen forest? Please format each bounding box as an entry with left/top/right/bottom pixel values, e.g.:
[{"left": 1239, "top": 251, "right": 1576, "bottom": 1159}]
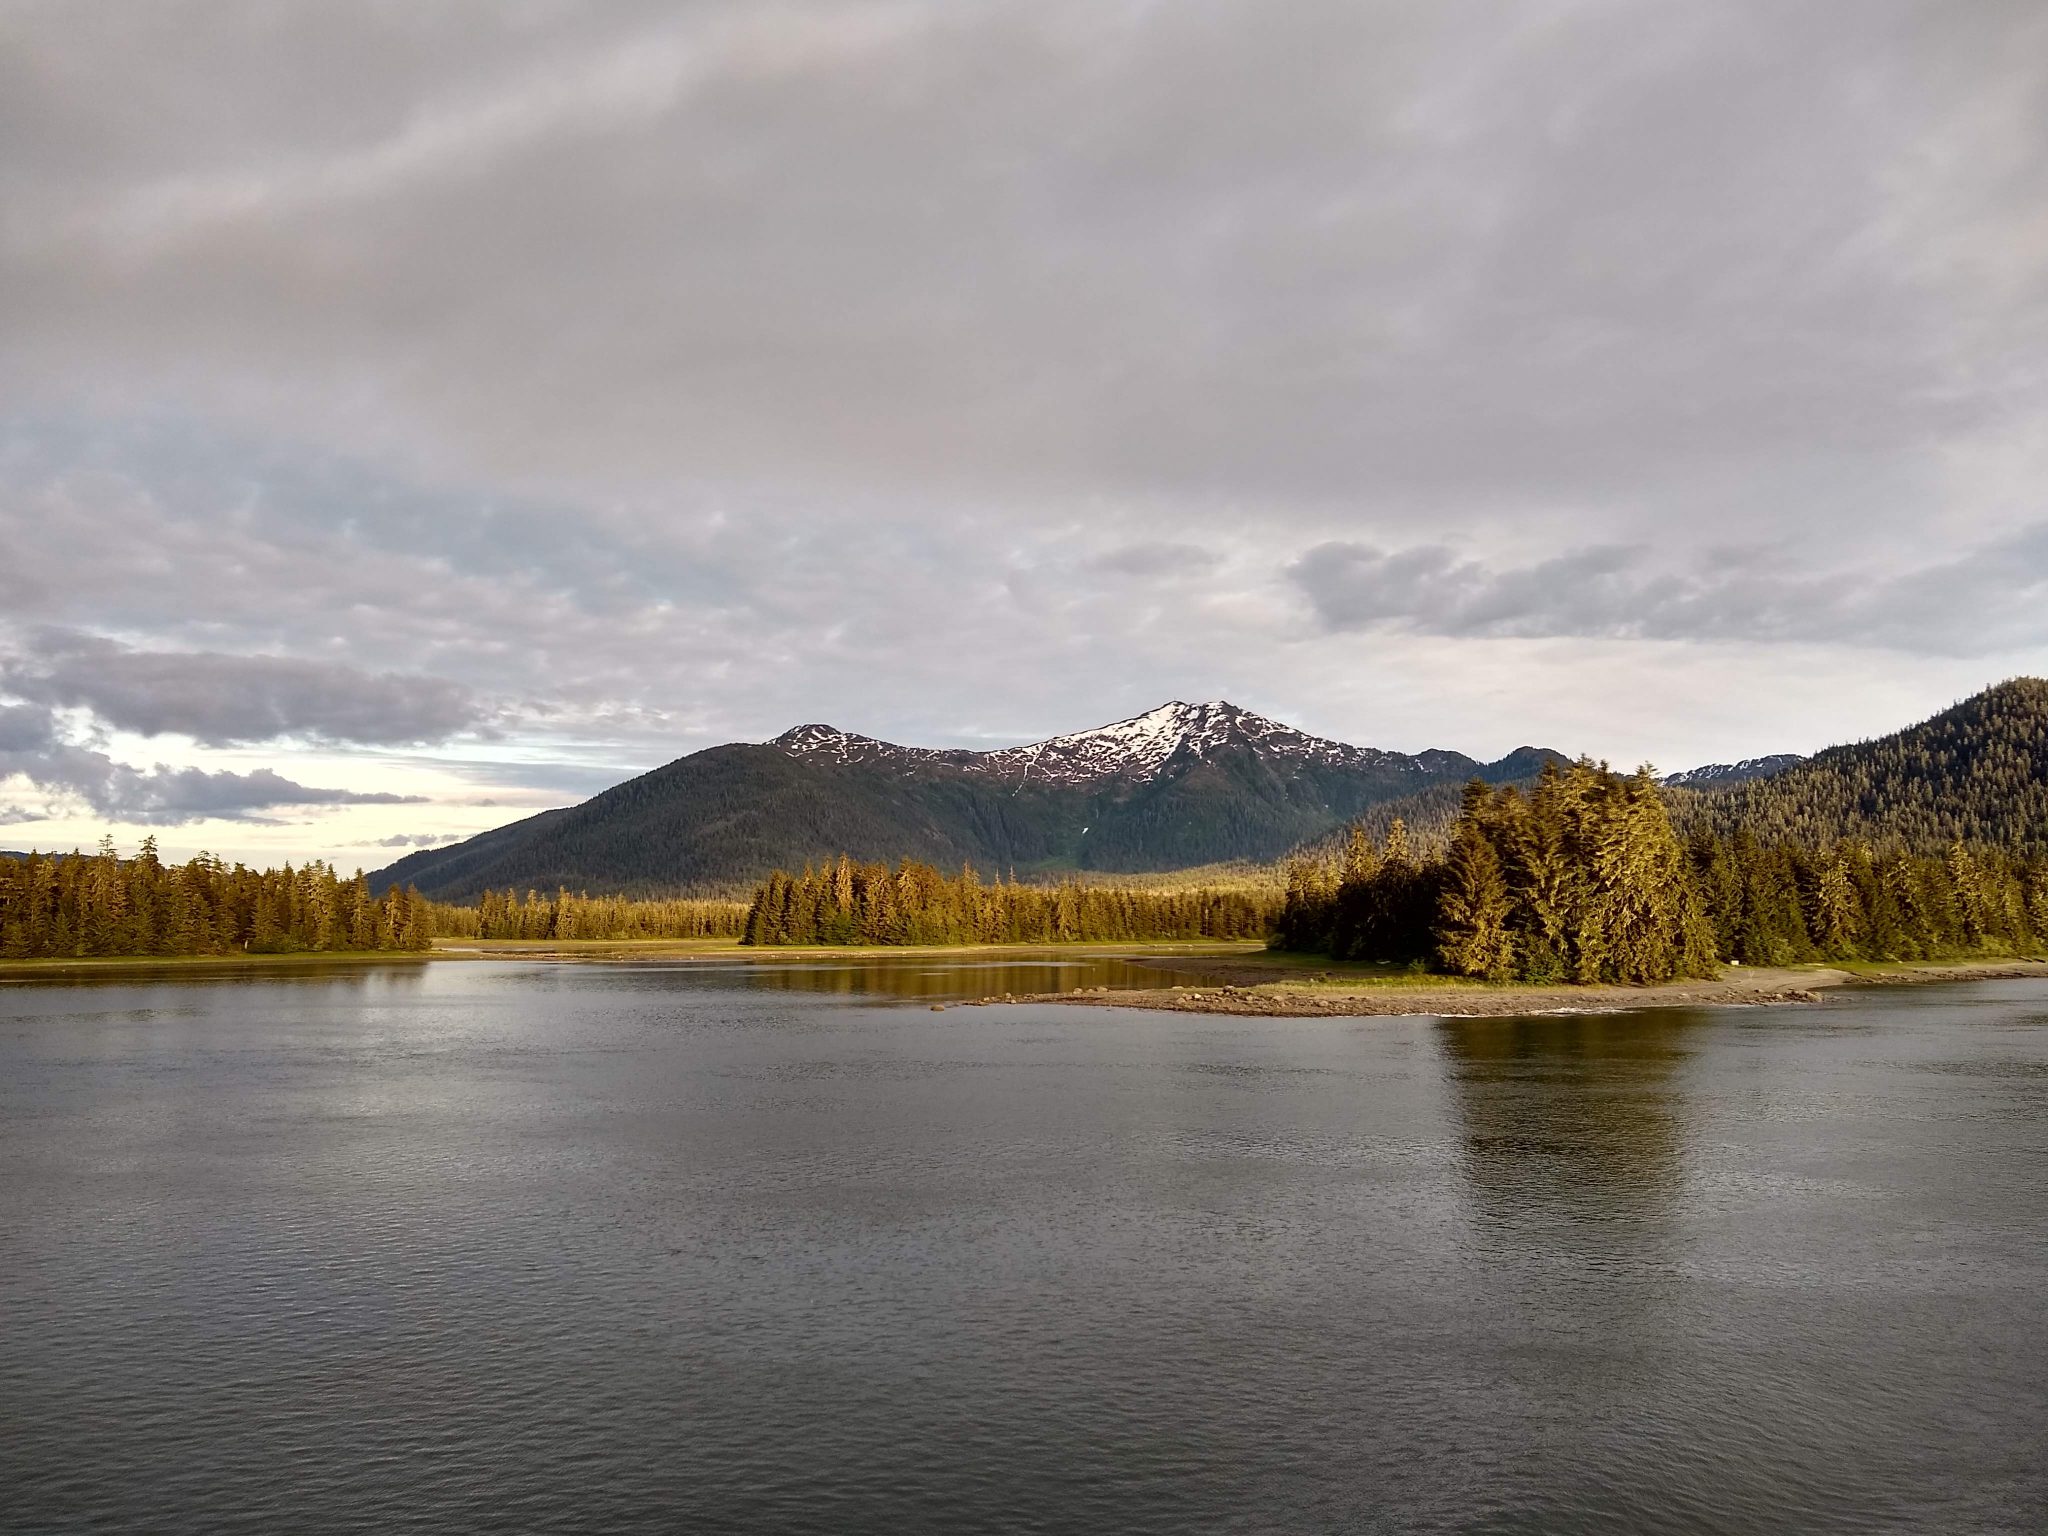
[
  {"left": 0, "top": 839, "right": 434, "bottom": 958},
  {"left": 1681, "top": 678, "right": 2048, "bottom": 855},
  {"left": 424, "top": 889, "right": 748, "bottom": 941},
  {"left": 742, "top": 857, "right": 1279, "bottom": 945}
]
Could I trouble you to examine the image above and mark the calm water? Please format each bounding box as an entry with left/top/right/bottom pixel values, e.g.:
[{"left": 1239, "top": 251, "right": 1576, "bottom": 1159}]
[{"left": 3, "top": 962, "right": 2045, "bottom": 1534}]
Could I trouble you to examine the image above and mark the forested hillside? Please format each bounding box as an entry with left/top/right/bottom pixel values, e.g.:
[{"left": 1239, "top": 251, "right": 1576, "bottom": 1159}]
[{"left": 1681, "top": 679, "right": 2048, "bottom": 853}]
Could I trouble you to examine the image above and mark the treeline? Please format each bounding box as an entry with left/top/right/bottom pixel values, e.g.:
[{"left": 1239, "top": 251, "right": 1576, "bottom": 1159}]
[
  {"left": 1279, "top": 762, "right": 2048, "bottom": 983},
  {"left": 1687, "top": 831, "right": 2047, "bottom": 966},
  {"left": 424, "top": 888, "right": 748, "bottom": 941},
  {"left": 743, "top": 856, "right": 1279, "bottom": 945},
  {"left": 0, "top": 839, "right": 432, "bottom": 959}
]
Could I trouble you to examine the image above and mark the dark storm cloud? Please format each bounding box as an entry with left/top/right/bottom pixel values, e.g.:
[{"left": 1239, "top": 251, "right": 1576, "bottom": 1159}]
[
  {"left": 2, "top": 630, "right": 483, "bottom": 747},
  {"left": 1290, "top": 524, "right": 2048, "bottom": 656}
]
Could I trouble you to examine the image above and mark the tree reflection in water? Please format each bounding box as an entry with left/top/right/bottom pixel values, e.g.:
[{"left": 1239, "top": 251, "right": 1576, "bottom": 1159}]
[
  {"left": 1434, "top": 1010, "right": 1710, "bottom": 1248},
  {"left": 688, "top": 953, "right": 1222, "bottom": 1002}
]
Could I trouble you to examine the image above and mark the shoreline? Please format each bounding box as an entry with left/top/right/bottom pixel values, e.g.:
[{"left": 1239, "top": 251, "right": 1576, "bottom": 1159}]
[
  {"left": 424, "top": 937, "right": 1267, "bottom": 965},
  {"left": 951, "top": 956, "right": 2048, "bottom": 1017},
  {"left": 0, "top": 950, "right": 433, "bottom": 980},
  {"left": 4, "top": 943, "right": 2043, "bottom": 1015},
  {"left": 0, "top": 937, "right": 1264, "bottom": 980}
]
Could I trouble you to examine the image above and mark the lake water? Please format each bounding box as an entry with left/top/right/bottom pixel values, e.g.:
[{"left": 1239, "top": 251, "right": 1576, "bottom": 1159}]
[{"left": 3, "top": 960, "right": 2045, "bottom": 1533}]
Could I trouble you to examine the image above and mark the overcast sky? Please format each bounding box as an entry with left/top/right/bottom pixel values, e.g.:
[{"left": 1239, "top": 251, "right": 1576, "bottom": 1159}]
[{"left": 3, "top": 0, "right": 2045, "bottom": 865}]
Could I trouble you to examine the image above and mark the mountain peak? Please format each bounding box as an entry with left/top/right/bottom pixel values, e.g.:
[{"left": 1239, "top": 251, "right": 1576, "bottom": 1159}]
[
  {"left": 766, "top": 723, "right": 908, "bottom": 767},
  {"left": 769, "top": 699, "right": 1414, "bottom": 786}
]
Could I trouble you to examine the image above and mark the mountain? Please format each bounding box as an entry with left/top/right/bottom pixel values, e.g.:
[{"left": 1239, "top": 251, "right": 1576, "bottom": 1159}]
[
  {"left": 1680, "top": 678, "right": 2048, "bottom": 853},
  {"left": 374, "top": 700, "right": 1565, "bottom": 899},
  {"left": 770, "top": 700, "right": 1459, "bottom": 785},
  {"left": 1662, "top": 754, "right": 1803, "bottom": 789}
]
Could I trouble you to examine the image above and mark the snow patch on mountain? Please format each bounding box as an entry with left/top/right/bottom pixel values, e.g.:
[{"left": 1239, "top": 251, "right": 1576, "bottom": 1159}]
[
  {"left": 771, "top": 700, "right": 1429, "bottom": 787},
  {"left": 1663, "top": 754, "right": 1803, "bottom": 789}
]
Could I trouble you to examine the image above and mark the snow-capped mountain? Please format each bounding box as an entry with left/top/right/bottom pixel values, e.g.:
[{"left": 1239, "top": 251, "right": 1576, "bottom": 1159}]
[
  {"left": 772, "top": 700, "right": 1434, "bottom": 787},
  {"left": 375, "top": 701, "right": 1569, "bottom": 898},
  {"left": 1663, "top": 754, "right": 1803, "bottom": 789}
]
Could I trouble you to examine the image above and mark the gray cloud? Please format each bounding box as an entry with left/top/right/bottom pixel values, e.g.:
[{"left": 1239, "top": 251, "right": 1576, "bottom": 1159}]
[
  {"left": 362, "top": 832, "right": 461, "bottom": 849},
  {"left": 1089, "top": 542, "right": 1221, "bottom": 579},
  {"left": 2, "top": 629, "right": 483, "bottom": 746},
  {"left": 1289, "top": 525, "right": 2048, "bottom": 656},
  {"left": 4, "top": 1, "right": 2042, "bottom": 527},
  {"left": 0, "top": 704, "right": 425, "bottom": 825},
  {"left": 0, "top": 703, "right": 58, "bottom": 753}
]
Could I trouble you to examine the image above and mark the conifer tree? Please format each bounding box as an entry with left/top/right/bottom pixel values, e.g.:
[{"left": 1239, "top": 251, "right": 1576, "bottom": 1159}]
[
  {"left": 1436, "top": 790, "right": 1514, "bottom": 979},
  {"left": 1810, "top": 848, "right": 1861, "bottom": 958},
  {"left": 1947, "top": 843, "right": 1988, "bottom": 948}
]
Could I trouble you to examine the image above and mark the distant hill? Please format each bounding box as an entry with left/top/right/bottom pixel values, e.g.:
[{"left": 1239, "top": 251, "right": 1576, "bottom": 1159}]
[
  {"left": 1681, "top": 679, "right": 2048, "bottom": 854},
  {"left": 374, "top": 701, "right": 1567, "bottom": 898},
  {"left": 1662, "top": 754, "right": 1803, "bottom": 789}
]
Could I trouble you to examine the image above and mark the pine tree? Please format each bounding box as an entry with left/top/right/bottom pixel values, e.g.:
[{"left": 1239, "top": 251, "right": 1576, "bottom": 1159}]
[
  {"left": 1947, "top": 843, "right": 1988, "bottom": 948},
  {"left": 1436, "top": 797, "right": 1514, "bottom": 980},
  {"left": 1810, "top": 847, "right": 1862, "bottom": 958}
]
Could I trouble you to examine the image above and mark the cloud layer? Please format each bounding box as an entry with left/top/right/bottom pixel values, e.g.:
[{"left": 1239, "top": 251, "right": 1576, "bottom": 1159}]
[
  {"left": 2, "top": 629, "right": 482, "bottom": 746},
  {"left": 0, "top": 700, "right": 423, "bottom": 825},
  {"left": 1290, "top": 526, "right": 2048, "bottom": 656}
]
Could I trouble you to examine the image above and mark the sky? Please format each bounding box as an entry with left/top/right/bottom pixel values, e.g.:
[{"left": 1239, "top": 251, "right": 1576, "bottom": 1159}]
[{"left": 3, "top": 0, "right": 2046, "bottom": 867}]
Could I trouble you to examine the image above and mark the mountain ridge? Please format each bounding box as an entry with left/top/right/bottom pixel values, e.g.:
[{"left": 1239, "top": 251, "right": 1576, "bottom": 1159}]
[
  {"left": 769, "top": 700, "right": 1500, "bottom": 786},
  {"left": 373, "top": 701, "right": 1569, "bottom": 898},
  {"left": 1662, "top": 754, "right": 1803, "bottom": 789}
]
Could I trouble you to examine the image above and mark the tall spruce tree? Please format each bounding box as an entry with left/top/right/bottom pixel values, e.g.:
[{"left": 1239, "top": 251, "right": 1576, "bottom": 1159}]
[{"left": 1436, "top": 784, "right": 1515, "bottom": 980}]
